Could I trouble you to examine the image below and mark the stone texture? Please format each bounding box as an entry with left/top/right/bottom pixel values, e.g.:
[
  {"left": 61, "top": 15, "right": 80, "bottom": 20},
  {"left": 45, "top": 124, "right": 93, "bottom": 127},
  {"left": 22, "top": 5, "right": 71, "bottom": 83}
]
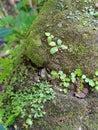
[{"left": 25, "top": 0, "right": 98, "bottom": 76}]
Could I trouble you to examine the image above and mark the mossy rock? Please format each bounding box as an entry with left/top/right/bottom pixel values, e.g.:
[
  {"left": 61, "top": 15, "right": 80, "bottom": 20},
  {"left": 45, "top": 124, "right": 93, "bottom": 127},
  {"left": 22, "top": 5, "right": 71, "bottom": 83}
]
[{"left": 25, "top": 0, "right": 98, "bottom": 76}]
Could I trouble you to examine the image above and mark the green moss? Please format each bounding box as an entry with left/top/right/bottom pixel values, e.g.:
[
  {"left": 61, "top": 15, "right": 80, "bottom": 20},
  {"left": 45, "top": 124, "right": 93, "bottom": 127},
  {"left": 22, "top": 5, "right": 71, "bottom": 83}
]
[
  {"left": 25, "top": 35, "right": 47, "bottom": 66},
  {"left": 25, "top": 0, "right": 98, "bottom": 75}
]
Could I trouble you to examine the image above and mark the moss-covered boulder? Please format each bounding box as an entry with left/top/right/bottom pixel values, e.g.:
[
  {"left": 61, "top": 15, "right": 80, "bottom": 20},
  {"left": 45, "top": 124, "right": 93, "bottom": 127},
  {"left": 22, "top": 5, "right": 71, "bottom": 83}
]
[{"left": 25, "top": 0, "right": 98, "bottom": 76}]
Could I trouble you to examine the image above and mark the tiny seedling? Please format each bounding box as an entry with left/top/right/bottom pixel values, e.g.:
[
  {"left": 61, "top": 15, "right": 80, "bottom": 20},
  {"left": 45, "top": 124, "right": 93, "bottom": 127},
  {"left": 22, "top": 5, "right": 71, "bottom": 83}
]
[{"left": 45, "top": 32, "right": 68, "bottom": 54}]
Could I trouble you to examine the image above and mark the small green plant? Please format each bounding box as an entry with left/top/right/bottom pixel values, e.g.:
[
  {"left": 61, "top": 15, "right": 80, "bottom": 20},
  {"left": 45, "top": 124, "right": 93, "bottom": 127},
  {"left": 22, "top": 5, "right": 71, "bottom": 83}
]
[
  {"left": 51, "top": 70, "right": 70, "bottom": 93},
  {"left": 0, "top": 71, "right": 55, "bottom": 128},
  {"left": 0, "top": 44, "right": 23, "bottom": 83},
  {"left": 51, "top": 69, "right": 98, "bottom": 93},
  {"left": 45, "top": 32, "right": 68, "bottom": 54},
  {"left": 71, "top": 69, "right": 98, "bottom": 91}
]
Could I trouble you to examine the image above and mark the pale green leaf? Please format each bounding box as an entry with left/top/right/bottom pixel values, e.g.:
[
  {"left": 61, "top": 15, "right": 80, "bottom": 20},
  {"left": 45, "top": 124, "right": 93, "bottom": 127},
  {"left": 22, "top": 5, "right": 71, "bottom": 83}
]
[
  {"left": 82, "top": 75, "right": 86, "bottom": 79},
  {"left": 51, "top": 70, "right": 58, "bottom": 78},
  {"left": 26, "top": 118, "right": 33, "bottom": 125},
  {"left": 85, "top": 78, "right": 90, "bottom": 83},
  {"left": 48, "top": 42, "right": 56, "bottom": 46},
  {"left": 63, "top": 89, "right": 67, "bottom": 94},
  {"left": 88, "top": 80, "right": 95, "bottom": 87},
  {"left": 57, "top": 39, "right": 62, "bottom": 45},
  {"left": 63, "top": 82, "right": 69, "bottom": 87},
  {"left": 47, "top": 36, "right": 52, "bottom": 43},
  {"left": 50, "top": 47, "right": 58, "bottom": 54},
  {"left": 60, "top": 45, "right": 68, "bottom": 49},
  {"left": 45, "top": 32, "right": 50, "bottom": 37}
]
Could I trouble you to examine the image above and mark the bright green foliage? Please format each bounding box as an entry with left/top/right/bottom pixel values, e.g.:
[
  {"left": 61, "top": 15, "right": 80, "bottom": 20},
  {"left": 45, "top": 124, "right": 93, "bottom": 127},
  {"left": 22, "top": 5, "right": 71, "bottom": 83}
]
[
  {"left": 74, "top": 69, "right": 83, "bottom": 77},
  {"left": 45, "top": 32, "right": 68, "bottom": 54},
  {"left": 0, "top": 1, "right": 36, "bottom": 42},
  {"left": 50, "top": 47, "right": 58, "bottom": 54},
  {"left": 51, "top": 70, "right": 70, "bottom": 93},
  {"left": 51, "top": 70, "right": 58, "bottom": 78},
  {"left": 51, "top": 69, "right": 98, "bottom": 93},
  {"left": 0, "top": 44, "right": 23, "bottom": 83},
  {"left": 0, "top": 78, "right": 55, "bottom": 127}
]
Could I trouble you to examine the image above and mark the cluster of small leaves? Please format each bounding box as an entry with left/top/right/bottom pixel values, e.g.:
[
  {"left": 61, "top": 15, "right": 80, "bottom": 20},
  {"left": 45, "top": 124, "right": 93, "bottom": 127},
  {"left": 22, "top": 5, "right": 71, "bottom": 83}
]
[
  {"left": 71, "top": 69, "right": 98, "bottom": 91},
  {"left": 45, "top": 32, "right": 68, "bottom": 54},
  {"left": 0, "top": 76, "right": 55, "bottom": 128},
  {"left": 51, "top": 70, "right": 70, "bottom": 94},
  {"left": 0, "top": 44, "right": 23, "bottom": 83},
  {"left": 51, "top": 69, "right": 98, "bottom": 93}
]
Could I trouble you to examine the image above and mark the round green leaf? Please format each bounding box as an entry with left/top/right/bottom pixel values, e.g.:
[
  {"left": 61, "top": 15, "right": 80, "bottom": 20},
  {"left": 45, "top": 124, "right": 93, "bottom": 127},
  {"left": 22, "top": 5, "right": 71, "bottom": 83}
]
[
  {"left": 82, "top": 75, "right": 86, "bottom": 79},
  {"left": 48, "top": 42, "right": 56, "bottom": 46},
  {"left": 57, "top": 39, "right": 62, "bottom": 45},
  {"left": 47, "top": 36, "right": 52, "bottom": 43},
  {"left": 85, "top": 78, "right": 90, "bottom": 83},
  {"left": 50, "top": 47, "right": 58, "bottom": 54}
]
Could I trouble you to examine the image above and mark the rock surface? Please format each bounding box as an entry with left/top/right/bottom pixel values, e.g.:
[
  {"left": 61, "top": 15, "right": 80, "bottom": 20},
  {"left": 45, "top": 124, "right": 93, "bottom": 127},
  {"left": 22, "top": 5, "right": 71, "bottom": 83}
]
[
  {"left": 16, "top": 90, "right": 98, "bottom": 130},
  {"left": 22, "top": 1, "right": 98, "bottom": 129},
  {"left": 25, "top": 0, "right": 98, "bottom": 76}
]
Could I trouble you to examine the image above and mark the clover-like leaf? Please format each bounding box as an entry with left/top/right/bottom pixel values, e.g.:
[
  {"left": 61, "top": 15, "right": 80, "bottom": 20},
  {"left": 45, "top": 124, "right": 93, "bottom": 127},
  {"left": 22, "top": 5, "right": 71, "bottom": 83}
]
[
  {"left": 74, "top": 69, "right": 82, "bottom": 77},
  {"left": 51, "top": 70, "right": 58, "bottom": 78},
  {"left": 60, "top": 74, "right": 66, "bottom": 81},
  {"left": 50, "top": 47, "right": 58, "bottom": 54}
]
